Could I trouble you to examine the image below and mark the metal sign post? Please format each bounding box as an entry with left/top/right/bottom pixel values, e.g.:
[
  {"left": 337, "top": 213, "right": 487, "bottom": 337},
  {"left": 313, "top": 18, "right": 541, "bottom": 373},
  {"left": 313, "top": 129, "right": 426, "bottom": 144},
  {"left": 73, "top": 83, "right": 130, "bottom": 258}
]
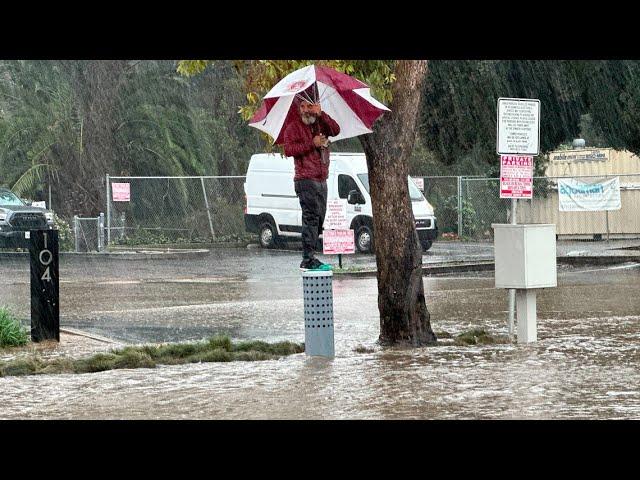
[
  {"left": 497, "top": 98, "right": 540, "bottom": 340},
  {"left": 29, "top": 229, "right": 60, "bottom": 342},
  {"left": 507, "top": 198, "right": 517, "bottom": 338}
]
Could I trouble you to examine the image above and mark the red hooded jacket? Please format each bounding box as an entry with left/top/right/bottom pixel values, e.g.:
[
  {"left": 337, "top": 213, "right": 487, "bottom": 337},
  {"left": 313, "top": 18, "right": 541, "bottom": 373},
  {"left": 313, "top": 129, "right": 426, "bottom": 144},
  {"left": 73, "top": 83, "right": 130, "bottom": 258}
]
[{"left": 283, "top": 111, "right": 340, "bottom": 182}]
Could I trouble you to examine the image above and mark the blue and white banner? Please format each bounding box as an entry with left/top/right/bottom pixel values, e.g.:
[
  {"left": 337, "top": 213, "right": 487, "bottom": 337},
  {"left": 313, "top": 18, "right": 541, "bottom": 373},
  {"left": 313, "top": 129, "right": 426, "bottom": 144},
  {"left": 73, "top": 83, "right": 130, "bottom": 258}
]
[{"left": 558, "top": 177, "right": 621, "bottom": 212}]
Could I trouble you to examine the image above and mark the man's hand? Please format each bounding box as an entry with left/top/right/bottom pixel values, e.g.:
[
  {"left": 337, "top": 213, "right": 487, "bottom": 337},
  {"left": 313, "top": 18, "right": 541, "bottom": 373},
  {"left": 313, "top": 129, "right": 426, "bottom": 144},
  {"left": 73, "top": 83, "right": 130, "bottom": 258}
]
[{"left": 313, "top": 135, "right": 325, "bottom": 148}]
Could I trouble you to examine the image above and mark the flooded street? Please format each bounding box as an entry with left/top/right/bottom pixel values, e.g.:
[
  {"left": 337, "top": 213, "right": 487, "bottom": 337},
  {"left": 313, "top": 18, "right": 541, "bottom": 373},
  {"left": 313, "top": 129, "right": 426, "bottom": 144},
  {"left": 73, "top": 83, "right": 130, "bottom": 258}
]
[{"left": 1, "top": 248, "right": 640, "bottom": 419}]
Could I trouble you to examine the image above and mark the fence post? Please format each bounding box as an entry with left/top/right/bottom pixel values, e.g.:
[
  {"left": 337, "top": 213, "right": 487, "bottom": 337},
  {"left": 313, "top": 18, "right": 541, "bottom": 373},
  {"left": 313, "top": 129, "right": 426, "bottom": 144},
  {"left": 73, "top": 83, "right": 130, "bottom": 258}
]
[
  {"left": 457, "top": 176, "right": 463, "bottom": 238},
  {"left": 73, "top": 215, "right": 80, "bottom": 253},
  {"left": 98, "top": 213, "right": 105, "bottom": 252},
  {"left": 106, "top": 174, "right": 111, "bottom": 246},
  {"left": 200, "top": 177, "right": 215, "bottom": 241}
]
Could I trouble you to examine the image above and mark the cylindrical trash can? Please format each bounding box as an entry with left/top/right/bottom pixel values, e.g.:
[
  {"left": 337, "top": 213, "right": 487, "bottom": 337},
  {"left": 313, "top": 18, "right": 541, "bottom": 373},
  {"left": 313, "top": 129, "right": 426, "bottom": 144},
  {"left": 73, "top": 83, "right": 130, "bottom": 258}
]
[{"left": 302, "top": 270, "right": 334, "bottom": 358}]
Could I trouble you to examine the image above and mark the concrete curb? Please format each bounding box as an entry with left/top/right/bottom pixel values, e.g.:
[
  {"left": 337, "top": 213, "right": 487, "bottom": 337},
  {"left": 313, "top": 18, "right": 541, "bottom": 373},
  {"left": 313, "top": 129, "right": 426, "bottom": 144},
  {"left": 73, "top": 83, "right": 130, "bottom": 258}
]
[
  {"left": 334, "top": 255, "right": 640, "bottom": 277},
  {"left": 557, "top": 255, "right": 640, "bottom": 266},
  {"left": 0, "top": 248, "right": 210, "bottom": 261},
  {"left": 335, "top": 261, "right": 496, "bottom": 278},
  {"left": 60, "top": 327, "right": 120, "bottom": 344}
]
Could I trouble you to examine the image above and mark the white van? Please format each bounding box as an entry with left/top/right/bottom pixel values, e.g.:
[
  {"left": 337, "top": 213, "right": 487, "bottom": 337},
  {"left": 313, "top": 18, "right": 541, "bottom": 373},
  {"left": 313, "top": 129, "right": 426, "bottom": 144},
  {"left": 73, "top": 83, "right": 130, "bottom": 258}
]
[{"left": 244, "top": 152, "right": 438, "bottom": 253}]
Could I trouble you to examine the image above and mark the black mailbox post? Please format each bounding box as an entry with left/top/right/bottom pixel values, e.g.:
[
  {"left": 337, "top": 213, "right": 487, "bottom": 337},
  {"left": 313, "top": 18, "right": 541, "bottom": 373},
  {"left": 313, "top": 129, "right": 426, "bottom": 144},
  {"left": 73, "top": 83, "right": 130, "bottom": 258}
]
[{"left": 29, "top": 229, "right": 59, "bottom": 342}]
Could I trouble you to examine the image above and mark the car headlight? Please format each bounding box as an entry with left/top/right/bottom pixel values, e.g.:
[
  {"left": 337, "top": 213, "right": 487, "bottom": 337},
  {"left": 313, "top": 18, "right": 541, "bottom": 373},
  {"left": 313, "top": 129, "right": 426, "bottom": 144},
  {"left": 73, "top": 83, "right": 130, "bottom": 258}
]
[
  {"left": 0, "top": 213, "right": 7, "bottom": 223},
  {"left": 45, "top": 212, "right": 54, "bottom": 223}
]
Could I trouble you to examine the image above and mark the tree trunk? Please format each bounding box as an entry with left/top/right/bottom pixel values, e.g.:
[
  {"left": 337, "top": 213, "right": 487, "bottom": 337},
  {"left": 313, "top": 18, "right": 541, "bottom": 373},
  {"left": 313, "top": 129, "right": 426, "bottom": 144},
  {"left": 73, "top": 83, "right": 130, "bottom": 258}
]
[{"left": 359, "top": 60, "right": 436, "bottom": 346}]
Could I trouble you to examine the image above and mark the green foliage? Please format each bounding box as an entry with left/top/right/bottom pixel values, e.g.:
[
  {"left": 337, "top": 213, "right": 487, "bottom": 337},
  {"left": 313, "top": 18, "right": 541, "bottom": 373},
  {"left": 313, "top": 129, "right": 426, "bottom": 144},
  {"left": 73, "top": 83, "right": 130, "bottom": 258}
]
[
  {"left": 11, "top": 163, "right": 58, "bottom": 198},
  {"left": 53, "top": 214, "right": 73, "bottom": 252},
  {"left": 114, "top": 228, "right": 177, "bottom": 246},
  {"left": 0, "top": 335, "right": 305, "bottom": 376},
  {"left": 461, "top": 179, "right": 508, "bottom": 240},
  {"left": 0, "top": 60, "right": 263, "bottom": 219},
  {"left": 176, "top": 60, "right": 211, "bottom": 77},
  {"left": 0, "top": 307, "right": 29, "bottom": 348},
  {"left": 440, "top": 195, "right": 478, "bottom": 236},
  {"left": 577, "top": 113, "right": 608, "bottom": 148},
  {"left": 420, "top": 60, "right": 585, "bottom": 174},
  {"left": 453, "top": 328, "right": 511, "bottom": 346},
  {"left": 112, "top": 226, "right": 253, "bottom": 247},
  {"left": 578, "top": 61, "right": 640, "bottom": 154}
]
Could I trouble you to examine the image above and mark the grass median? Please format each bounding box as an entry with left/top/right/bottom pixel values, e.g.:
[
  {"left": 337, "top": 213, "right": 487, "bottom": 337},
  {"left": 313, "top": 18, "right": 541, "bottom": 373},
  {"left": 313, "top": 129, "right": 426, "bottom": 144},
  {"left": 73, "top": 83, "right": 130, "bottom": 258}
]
[
  {"left": 0, "top": 307, "right": 29, "bottom": 348},
  {"left": 0, "top": 335, "right": 305, "bottom": 377}
]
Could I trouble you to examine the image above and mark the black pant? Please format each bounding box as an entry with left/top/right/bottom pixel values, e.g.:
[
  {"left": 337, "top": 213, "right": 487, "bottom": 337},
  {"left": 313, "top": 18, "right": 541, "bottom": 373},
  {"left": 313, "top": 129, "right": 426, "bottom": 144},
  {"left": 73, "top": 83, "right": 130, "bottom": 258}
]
[{"left": 294, "top": 179, "right": 328, "bottom": 260}]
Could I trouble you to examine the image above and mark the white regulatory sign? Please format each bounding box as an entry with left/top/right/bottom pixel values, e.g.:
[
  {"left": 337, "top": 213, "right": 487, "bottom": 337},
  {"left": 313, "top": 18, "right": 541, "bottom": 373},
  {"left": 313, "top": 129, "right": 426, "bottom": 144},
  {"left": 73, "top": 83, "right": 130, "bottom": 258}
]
[
  {"left": 497, "top": 98, "right": 540, "bottom": 155},
  {"left": 323, "top": 199, "right": 348, "bottom": 230}
]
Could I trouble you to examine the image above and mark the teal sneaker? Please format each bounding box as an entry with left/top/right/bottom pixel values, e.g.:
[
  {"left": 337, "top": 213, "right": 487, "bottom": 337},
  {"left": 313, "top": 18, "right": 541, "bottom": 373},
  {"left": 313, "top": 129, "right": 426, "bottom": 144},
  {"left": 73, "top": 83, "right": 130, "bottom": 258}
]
[{"left": 308, "top": 258, "right": 332, "bottom": 271}]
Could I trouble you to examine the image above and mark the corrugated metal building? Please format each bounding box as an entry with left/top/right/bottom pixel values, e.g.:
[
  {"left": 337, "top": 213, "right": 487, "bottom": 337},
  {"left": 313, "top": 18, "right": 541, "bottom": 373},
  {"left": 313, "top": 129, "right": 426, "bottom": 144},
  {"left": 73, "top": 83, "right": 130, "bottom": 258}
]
[{"left": 519, "top": 148, "right": 640, "bottom": 238}]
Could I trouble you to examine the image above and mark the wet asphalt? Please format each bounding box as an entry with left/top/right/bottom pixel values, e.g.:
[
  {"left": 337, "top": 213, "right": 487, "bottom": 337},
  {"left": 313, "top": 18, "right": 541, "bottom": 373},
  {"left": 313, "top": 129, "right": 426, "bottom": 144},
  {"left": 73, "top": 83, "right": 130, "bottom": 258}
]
[
  {"left": 1, "top": 244, "right": 639, "bottom": 346},
  {"left": 1, "top": 244, "right": 640, "bottom": 419}
]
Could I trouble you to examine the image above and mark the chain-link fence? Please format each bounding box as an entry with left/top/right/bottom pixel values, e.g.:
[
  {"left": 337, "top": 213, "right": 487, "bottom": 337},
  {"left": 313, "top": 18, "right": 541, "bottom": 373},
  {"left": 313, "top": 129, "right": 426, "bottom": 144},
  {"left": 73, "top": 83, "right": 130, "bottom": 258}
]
[
  {"left": 106, "top": 173, "right": 640, "bottom": 249},
  {"left": 414, "top": 173, "right": 640, "bottom": 241},
  {"left": 73, "top": 214, "right": 105, "bottom": 252},
  {"left": 421, "top": 176, "right": 460, "bottom": 237},
  {"left": 415, "top": 175, "right": 494, "bottom": 238},
  {"left": 106, "top": 176, "right": 248, "bottom": 247}
]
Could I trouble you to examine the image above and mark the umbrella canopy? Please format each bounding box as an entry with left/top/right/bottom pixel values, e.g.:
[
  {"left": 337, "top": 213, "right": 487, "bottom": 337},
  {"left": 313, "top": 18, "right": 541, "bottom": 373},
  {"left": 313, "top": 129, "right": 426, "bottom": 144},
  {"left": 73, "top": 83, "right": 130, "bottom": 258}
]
[{"left": 248, "top": 64, "right": 390, "bottom": 144}]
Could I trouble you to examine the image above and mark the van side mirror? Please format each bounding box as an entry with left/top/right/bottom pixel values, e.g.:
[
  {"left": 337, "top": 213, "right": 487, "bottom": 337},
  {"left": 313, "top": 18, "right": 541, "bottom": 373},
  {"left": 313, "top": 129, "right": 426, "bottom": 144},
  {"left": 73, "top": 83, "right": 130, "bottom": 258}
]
[{"left": 347, "top": 190, "right": 365, "bottom": 205}]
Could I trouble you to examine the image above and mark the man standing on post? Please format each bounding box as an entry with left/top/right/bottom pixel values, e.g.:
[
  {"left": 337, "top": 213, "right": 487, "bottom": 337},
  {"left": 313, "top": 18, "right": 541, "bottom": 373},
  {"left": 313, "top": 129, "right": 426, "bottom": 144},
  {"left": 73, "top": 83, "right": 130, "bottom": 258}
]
[{"left": 284, "top": 96, "right": 340, "bottom": 270}]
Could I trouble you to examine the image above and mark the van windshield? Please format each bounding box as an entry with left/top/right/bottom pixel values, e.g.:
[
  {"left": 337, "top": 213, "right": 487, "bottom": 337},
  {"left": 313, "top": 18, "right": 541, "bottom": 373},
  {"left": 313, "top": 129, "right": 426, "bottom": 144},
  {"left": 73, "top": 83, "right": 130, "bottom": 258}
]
[{"left": 356, "top": 174, "right": 424, "bottom": 201}]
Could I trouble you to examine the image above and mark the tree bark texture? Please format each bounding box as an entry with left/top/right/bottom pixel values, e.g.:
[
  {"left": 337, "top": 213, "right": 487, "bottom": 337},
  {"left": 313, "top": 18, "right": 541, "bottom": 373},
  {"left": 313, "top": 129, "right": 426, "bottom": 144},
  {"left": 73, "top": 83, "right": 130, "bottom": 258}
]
[{"left": 359, "top": 60, "right": 436, "bottom": 346}]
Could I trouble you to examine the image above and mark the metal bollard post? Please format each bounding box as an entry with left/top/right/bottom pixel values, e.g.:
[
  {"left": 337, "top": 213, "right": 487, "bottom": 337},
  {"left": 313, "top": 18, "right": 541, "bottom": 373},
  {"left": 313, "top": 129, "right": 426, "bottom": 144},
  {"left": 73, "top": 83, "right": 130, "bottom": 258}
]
[
  {"left": 302, "top": 270, "right": 334, "bottom": 358},
  {"left": 29, "top": 229, "right": 60, "bottom": 342},
  {"left": 73, "top": 215, "right": 80, "bottom": 253},
  {"left": 98, "top": 213, "right": 105, "bottom": 252},
  {"left": 120, "top": 212, "right": 126, "bottom": 240}
]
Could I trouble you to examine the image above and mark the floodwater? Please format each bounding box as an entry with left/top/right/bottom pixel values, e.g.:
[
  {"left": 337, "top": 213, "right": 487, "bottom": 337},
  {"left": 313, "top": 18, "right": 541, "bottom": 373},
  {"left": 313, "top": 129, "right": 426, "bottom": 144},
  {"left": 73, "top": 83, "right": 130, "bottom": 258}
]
[{"left": 1, "top": 248, "right": 640, "bottom": 419}]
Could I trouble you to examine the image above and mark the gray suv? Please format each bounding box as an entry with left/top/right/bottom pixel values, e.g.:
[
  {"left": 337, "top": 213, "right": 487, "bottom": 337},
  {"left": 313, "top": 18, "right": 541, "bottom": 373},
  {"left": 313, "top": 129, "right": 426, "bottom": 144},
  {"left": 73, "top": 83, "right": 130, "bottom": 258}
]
[{"left": 0, "top": 188, "right": 54, "bottom": 248}]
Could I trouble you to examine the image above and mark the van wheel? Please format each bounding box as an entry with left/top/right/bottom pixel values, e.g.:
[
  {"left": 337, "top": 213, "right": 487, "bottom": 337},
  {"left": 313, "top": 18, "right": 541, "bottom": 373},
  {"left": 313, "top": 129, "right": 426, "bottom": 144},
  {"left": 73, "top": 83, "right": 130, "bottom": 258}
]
[
  {"left": 421, "top": 239, "right": 433, "bottom": 251},
  {"left": 355, "top": 225, "right": 374, "bottom": 253},
  {"left": 259, "top": 222, "right": 278, "bottom": 248}
]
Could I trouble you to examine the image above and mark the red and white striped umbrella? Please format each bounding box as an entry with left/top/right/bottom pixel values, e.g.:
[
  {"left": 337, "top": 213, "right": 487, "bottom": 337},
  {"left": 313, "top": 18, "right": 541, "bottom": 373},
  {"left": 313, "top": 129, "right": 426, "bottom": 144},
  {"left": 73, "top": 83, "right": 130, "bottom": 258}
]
[{"left": 248, "top": 64, "right": 390, "bottom": 144}]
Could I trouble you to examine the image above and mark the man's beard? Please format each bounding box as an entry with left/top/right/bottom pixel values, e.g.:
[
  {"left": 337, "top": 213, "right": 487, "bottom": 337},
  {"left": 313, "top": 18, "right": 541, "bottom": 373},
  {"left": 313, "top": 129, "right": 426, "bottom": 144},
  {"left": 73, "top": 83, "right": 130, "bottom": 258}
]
[{"left": 301, "top": 114, "right": 316, "bottom": 125}]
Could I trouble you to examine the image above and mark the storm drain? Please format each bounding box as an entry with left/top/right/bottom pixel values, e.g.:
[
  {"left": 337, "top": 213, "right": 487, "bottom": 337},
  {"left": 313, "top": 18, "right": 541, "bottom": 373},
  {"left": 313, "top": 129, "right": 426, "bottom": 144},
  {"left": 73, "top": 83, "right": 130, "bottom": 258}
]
[{"left": 302, "top": 270, "right": 334, "bottom": 358}]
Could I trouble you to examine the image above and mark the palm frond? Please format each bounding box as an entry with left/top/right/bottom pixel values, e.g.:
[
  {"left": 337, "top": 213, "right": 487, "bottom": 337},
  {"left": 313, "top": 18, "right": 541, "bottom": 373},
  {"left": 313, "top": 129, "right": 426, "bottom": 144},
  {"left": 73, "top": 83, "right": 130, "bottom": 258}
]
[{"left": 11, "top": 163, "right": 56, "bottom": 197}]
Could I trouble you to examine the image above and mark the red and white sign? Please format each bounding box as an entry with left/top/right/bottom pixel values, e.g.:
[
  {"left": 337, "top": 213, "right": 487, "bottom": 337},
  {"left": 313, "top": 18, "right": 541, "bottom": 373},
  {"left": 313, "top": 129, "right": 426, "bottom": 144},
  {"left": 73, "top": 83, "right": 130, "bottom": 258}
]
[
  {"left": 112, "top": 183, "right": 131, "bottom": 202},
  {"left": 323, "top": 229, "right": 355, "bottom": 255},
  {"left": 500, "top": 155, "right": 533, "bottom": 199},
  {"left": 323, "top": 199, "right": 348, "bottom": 230}
]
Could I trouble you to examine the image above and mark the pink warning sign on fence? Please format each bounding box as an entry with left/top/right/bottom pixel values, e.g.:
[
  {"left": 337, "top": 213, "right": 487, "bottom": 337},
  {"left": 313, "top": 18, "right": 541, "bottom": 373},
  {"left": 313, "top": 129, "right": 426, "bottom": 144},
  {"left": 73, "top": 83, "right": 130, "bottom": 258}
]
[
  {"left": 112, "top": 183, "right": 130, "bottom": 202},
  {"left": 323, "top": 229, "right": 355, "bottom": 255}
]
